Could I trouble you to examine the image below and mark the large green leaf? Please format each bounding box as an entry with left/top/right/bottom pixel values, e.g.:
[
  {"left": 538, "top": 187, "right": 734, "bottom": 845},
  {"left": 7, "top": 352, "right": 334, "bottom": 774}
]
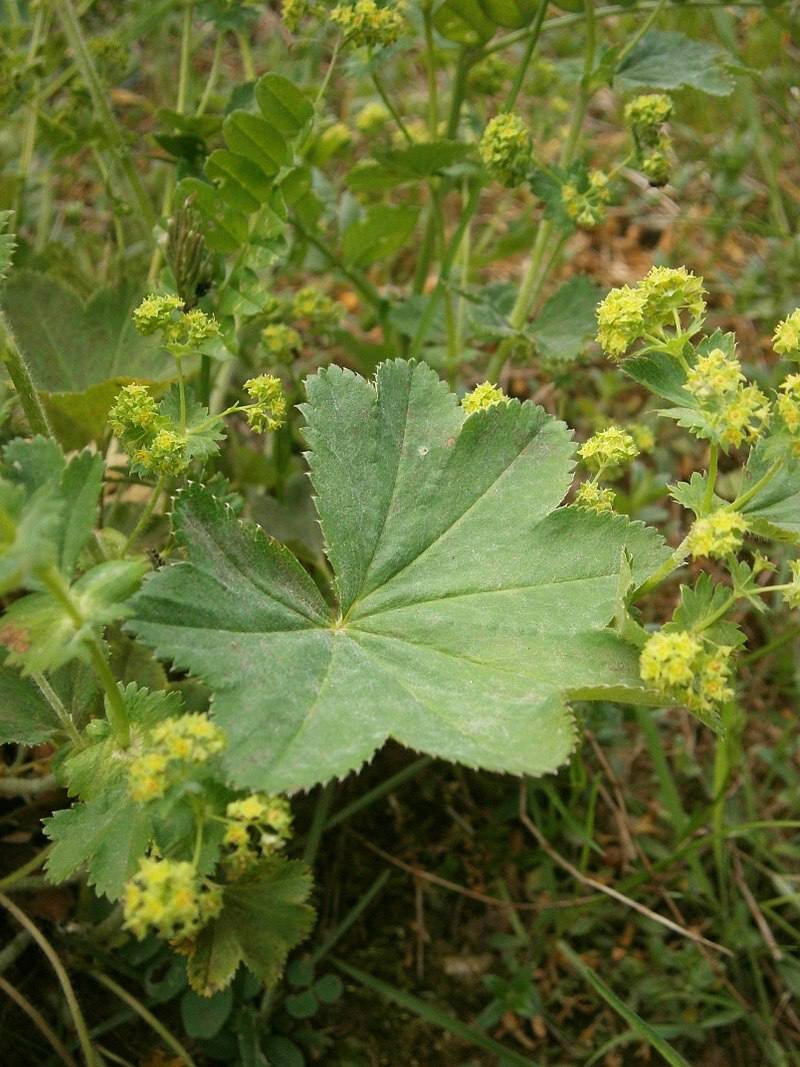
[
  {"left": 186, "top": 858, "right": 314, "bottom": 996},
  {"left": 616, "top": 30, "right": 735, "bottom": 97},
  {"left": 130, "top": 361, "right": 668, "bottom": 793},
  {"left": 0, "top": 273, "right": 175, "bottom": 446}
]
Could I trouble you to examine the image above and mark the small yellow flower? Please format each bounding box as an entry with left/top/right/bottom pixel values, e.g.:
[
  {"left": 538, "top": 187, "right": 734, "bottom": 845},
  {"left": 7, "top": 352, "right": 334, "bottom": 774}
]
[
  {"left": 110, "top": 383, "right": 160, "bottom": 436},
  {"left": 479, "top": 113, "right": 531, "bottom": 187},
  {"left": 777, "top": 374, "right": 800, "bottom": 434},
  {"left": 595, "top": 285, "right": 648, "bottom": 360},
  {"left": 331, "top": 0, "right": 405, "bottom": 48},
  {"left": 462, "top": 381, "right": 508, "bottom": 415},
  {"left": 782, "top": 560, "right": 800, "bottom": 610},
  {"left": 574, "top": 481, "right": 616, "bottom": 514},
  {"left": 640, "top": 630, "right": 702, "bottom": 689},
  {"left": 244, "top": 374, "right": 287, "bottom": 433},
  {"left": 684, "top": 348, "right": 743, "bottom": 403},
  {"left": 624, "top": 94, "right": 673, "bottom": 130},
  {"left": 686, "top": 510, "right": 749, "bottom": 560},
  {"left": 355, "top": 101, "right": 391, "bottom": 133},
  {"left": 773, "top": 309, "right": 800, "bottom": 358},
  {"left": 123, "top": 857, "right": 221, "bottom": 941},
  {"left": 578, "top": 426, "right": 639, "bottom": 473}
]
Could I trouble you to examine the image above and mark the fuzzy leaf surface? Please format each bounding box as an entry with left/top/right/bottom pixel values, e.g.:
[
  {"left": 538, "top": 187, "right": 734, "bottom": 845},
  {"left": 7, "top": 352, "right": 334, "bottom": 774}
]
[{"left": 130, "top": 361, "right": 668, "bottom": 792}]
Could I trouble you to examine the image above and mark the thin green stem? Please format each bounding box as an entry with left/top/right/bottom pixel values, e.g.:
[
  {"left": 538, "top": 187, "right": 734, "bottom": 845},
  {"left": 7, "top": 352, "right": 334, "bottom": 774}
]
[
  {"left": 40, "top": 563, "right": 130, "bottom": 746},
  {"left": 423, "top": 5, "right": 439, "bottom": 136},
  {"left": 89, "top": 972, "right": 197, "bottom": 1067},
  {"left": 728, "top": 459, "right": 782, "bottom": 512},
  {"left": 0, "top": 848, "right": 51, "bottom": 892},
  {"left": 410, "top": 182, "right": 482, "bottom": 359},
  {"left": 325, "top": 757, "right": 432, "bottom": 832},
  {"left": 703, "top": 444, "right": 719, "bottom": 514},
  {"left": 0, "top": 893, "right": 96, "bottom": 1067},
  {"left": 32, "top": 672, "right": 83, "bottom": 746},
  {"left": 293, "top": 220, "right": 386, "bottom": 316},
  {"left": 56, "top": 0, "right": 156, "bottom": 235},
  {"left": 197, "top": 32, "right": 223, "bottom": 115},
  {"left": 371, "top": 70, "right": 413, "bottom": 145},
  {"left": 237, "top": 30, "right": 255, "bottom": 80},
  {"left": 147, "top": 1, "right": 194, "bottom": 285},
  {"left": 615, "top": 0, "right": 668, "bottom": 65},
  {"left": 176, "top": 3, "right": 193, "bottom": 115},
  {"left": 123, "top": 475, "right": 167, "bottom": 555},
  {"left": 1, "top": 313, "right": 53, "bottom": 438},
  {"left": 15, "top": 5, "right": 47, "bottom": 228},
  {"left": 309, "top": 870, "right": 391, "bottom": 967},
  {"left": 302, "top": 780, "right": 336, "bottom": 867},
  {"left": 634, "top": 534, "right": 691, "bottom": 597},
  {"left": 486, "top": 1, "right": 596, "bottom": 382},
  {"left": 502, "top": 0, "right": 548, "bottom": 113}
]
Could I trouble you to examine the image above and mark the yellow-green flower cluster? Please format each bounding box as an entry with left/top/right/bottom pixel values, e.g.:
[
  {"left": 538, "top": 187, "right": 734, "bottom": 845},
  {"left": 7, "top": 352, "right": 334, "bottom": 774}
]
[
  {"left": 684, "top": 348, "right": 744, "bottom": 402},
  {"left": 578, "top": 426, "right": 639, "bottom": 473},
  {"left": 596, "top": 266, "right": 706, "bottom": 361},
  {"left": 642, "top": 266, "right": 705, "bottom": 324},
  {"left": 110, "top": 384, "right": 190, "bottom": 477},
  {"left": 282, "top": 0, "right": 319, "bottom": 31},
  {"left": 244, "top": 375, "right": 287, "bottom": 433},
  {"left": 625, "top": 94, "right": 673, "bottom": 186},
  {"left": 132, "top": 293, "right": 183, "bottom": 334},
  {"left": 683, "top": 345, "right": 770, "bottom": 450},
  {"left": 331, "top": 0, "right": 405, "bottom": 47},
  {"left": 777, "top": 374, "right": 800, "bottom": 434},
  {"left": 262, "top": 323, "right": 301, "bottom": 361},
  {"left": 562, "top": 170, "right": 610, "bottom": 229},
  {"left": 625, "top": 94, "right": 673, "bottom": 130},
  {"left": 136, "top": 429, "right": 187, "bottom": 477},
  {"left": 355, "top": 101, "right": 391, "bottom": 133},
  {"left": 223, "top": 794, "right": 292, "bottom": 876},
  {"left": 462, "top": 381, "right": 508, "bottom": 415},
  {"left": 686, "top": 510, "right": 749, "bottom": 560},
  {"left": 640, "top": 630, "right": 734, "bottom": 716},
  {"left": 109, "top": 383, "right": 160, "bottom": 437},
  {"left": 773, "top": 309, "right": 800, "bottom": 358},
  {"left": 596, "top": 285, "right": 648, "bottom": 360},
  {"left": 129, "top": 713, "right": 226, "bottom": 802},
  {"left": 467, "top": 54, "right": 513, "bottom": 96},
  {"left": 479, "top": 113, "right": 532, "bottom": 187},
  {"left": 630, "top": 424, "right": 655, "bottom": 453},
  {"left": 133, "top": 293, "right": 219, "bottom": 354},
  {"left": 291, "top": 287, "right": 343, "bottom": 330},
  {"left": 574, "top": 481, "right": 616, "bottom": 514},
  {"left": 782, "top": 560, "right": 800, "bottom": 609},
  {"left": 123, "top": 857, "right": 222, "bottom": 941}
]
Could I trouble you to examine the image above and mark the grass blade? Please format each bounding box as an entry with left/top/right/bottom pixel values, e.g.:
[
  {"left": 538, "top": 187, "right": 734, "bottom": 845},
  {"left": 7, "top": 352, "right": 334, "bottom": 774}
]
[{"left": 557, "top": 940, "right": 691, "bottom": 1067}]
